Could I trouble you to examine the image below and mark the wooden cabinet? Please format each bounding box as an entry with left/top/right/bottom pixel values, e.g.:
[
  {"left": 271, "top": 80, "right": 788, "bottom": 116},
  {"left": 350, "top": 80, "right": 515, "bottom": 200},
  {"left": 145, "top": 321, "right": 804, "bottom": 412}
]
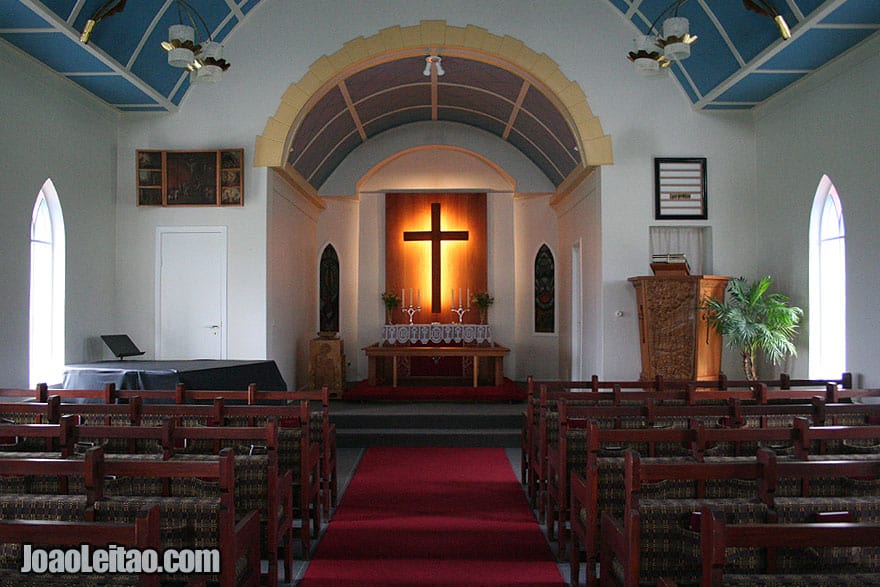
[
  {"left": 308, "top": 336, "right": 345, "bottom": 398},
  {"left": 628, "top": 275, "right": 730, "bottom": 381}
]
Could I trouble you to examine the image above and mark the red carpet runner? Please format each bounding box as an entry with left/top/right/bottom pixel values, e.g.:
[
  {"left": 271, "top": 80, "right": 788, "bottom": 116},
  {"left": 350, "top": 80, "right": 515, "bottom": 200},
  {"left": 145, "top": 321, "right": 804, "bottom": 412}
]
[{"left": 300, "top": 447, "right": 564, "bottom": 586}]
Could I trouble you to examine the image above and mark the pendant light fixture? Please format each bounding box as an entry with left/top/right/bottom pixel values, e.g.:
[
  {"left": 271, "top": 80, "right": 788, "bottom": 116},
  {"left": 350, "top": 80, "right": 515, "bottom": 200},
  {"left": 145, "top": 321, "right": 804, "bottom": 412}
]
[{"left": 628, "top": 0, "right": 696, "bottom": 77}]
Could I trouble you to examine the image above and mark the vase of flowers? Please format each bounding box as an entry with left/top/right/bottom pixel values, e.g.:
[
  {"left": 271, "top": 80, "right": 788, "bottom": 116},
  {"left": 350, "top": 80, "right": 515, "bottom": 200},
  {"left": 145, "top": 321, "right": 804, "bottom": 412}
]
[
  {"left": 471, "top": 291, "right": 494, "bottom": 324},
  {"left": 381, "top": 291, "right": 401, "bottom": 324}
]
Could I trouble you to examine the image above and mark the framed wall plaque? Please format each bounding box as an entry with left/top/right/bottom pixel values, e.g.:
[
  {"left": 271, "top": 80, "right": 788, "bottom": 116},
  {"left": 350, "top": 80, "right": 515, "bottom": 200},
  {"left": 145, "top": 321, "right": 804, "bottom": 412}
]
[
  {"left": 137, "top": 148, "right": 244, "bottom": 207},
  {"left": 654, "top": 157, "right": 707, "bottom": 220}
]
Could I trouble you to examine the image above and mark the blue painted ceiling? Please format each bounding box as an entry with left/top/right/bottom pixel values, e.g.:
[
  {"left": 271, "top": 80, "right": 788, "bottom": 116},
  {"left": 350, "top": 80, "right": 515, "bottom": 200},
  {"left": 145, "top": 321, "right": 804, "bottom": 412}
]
[
  {"left": 2, "top": 1, "right": 877, "bottom": 113},
  {"left": 2, "top": 1, "right": 877, "bottom": 187}
]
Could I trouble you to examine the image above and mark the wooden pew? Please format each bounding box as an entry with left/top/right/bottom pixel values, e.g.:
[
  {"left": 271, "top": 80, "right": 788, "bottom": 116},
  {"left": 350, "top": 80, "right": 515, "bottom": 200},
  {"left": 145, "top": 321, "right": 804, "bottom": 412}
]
[
  {"left": 569, "top": 417, "right": 880, "bottom": 586},
  {"left": 0, "top": 505, "right": 165, "bottom": 586},
  {"left": 694, "top": 506, "right": 880, "bottom": 586},
  {"left": 0, "top": 446, "right": 260, "bottom": 586},
  {"left": 0, "top": 413, "right": 75, "bottom": 456},
  {"left": 31, "top": 381, "right": 338, "bottom": 518},
  {"left": 3, "top": 411, "right": 302, "bottom": 584},
  {"left": 599, "top": 448, "right": 880, "bottom": 587},
  {"left": 527, "top": 382, "right": 876, "bottom": 519},
  {"left": 51, "top": 394, "right": 323, "bottom": 555},
  {"left": 75, "top": 418, "right": 294, "bottom": 586}
]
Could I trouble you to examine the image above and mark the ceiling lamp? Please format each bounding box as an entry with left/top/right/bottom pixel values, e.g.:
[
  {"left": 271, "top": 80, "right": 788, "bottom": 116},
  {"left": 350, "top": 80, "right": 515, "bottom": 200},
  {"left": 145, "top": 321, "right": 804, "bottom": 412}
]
[
  {"left": 159, "top": 1, "right": 230, "bottom": 83},
  {"left": 743, "top": 0, "right": 792, "bottom": 40},
  {"left": 423, "top": 55, "right": 445, "bottom": 77},
  {"left": 79, "top": 0, "right": 127, "bottom": 44},
  {"left": 628, "top": 0, "right": 696, "bottom": 77}
]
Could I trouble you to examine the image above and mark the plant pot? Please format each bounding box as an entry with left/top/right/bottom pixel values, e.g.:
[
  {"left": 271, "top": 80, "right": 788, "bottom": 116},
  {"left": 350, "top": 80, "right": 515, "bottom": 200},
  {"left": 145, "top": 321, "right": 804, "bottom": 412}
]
[
  {"left": 478, "top": 308, "right": 487, "bottom": 324},
  {"left": 385, "top": 307, "right": 394, "bottom": 325}
]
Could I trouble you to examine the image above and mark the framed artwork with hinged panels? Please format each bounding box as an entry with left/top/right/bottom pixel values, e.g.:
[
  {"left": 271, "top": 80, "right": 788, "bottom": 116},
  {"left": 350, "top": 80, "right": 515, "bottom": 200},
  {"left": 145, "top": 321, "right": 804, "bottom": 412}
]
[{"left": 137, "top": 148, "right": 243, "bottom": 207}]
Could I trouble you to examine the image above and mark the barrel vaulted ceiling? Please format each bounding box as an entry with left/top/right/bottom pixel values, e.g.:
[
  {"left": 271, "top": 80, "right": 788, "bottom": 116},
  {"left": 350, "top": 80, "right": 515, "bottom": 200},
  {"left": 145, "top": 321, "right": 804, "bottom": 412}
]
[{"left": 4, "top": 1, "right": 878, "bottom": 188}]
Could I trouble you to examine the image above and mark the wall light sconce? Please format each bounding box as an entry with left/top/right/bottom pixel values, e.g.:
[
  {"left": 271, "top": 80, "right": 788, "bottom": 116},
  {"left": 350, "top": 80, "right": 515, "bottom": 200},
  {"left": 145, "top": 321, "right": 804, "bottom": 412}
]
[{"left": 423, "top": 55, "right": 445, "bottom": 77}]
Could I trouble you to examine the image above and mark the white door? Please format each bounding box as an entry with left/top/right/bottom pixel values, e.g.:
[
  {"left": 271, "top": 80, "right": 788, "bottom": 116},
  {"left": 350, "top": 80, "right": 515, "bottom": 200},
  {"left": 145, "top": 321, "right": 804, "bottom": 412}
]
[
  {"left": 156, "top": 227, "right": 227, "bottom": 359},
  {"left": 570, "top": 241, "right": 583, "bottom": 380}
]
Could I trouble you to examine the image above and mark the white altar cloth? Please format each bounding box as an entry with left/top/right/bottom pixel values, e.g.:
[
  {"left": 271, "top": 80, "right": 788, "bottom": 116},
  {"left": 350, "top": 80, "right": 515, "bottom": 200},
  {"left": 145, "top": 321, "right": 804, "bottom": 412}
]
[{"left": 382, "top": 323, "right": 492, "bottom": 345}]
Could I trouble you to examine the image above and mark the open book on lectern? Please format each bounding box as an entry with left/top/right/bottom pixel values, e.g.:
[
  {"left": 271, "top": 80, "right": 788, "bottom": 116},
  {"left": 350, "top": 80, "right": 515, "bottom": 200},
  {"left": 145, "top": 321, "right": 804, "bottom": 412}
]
[{"left": 100, "top": 334, "right": 145, "bottom": 360}]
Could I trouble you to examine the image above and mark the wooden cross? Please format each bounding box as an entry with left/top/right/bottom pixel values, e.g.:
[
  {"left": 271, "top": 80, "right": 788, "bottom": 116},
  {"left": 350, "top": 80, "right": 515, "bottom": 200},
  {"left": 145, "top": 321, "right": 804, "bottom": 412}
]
[{"left": 404, "top": 202, "right": 469, "bottom": 313}]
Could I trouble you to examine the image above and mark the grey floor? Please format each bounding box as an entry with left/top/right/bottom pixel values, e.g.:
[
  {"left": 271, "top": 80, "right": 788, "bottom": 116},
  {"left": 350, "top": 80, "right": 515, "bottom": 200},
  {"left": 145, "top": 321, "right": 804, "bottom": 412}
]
[{"left": 274, "top": 446, "right": 580, "bottom": 586}]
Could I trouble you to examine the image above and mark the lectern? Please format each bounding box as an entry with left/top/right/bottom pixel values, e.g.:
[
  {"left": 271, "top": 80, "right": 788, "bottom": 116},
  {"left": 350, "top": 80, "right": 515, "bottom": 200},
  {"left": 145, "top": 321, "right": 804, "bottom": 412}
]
[{"left": 628, "top": 274, "right": 730, "bottom": 381}]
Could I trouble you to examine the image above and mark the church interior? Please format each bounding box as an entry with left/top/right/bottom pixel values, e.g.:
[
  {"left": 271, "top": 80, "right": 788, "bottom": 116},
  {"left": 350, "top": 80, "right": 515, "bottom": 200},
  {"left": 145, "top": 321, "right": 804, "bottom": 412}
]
[{"left": 1, "top": 0, "right": 880, "bottom": 585}]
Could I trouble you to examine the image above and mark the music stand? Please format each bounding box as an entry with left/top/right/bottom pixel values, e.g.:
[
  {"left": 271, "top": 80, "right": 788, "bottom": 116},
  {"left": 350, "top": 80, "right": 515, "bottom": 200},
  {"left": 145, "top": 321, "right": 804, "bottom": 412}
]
[{"left": 100, "top": 334, "right": 145, "bottom": 360}]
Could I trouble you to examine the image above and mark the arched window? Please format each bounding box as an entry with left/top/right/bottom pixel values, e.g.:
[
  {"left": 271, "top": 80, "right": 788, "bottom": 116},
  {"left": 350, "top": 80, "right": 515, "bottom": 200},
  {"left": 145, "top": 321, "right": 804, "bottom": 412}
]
[
  {"left": 809, "top": 175, "right": 846, "bottom": 379},
  {"left": 319, "top": 244, "right": 340, "bottom": 333},
  {"left": 29, "top": 179, "right": 65, "bottom": 387},
  {"left": 534, "top": 244, "right": 555, "bottom": 333}
]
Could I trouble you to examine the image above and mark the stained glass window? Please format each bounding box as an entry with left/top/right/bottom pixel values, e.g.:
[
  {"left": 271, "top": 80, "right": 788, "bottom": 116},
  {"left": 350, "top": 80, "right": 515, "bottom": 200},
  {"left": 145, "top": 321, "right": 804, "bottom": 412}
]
[
  {"left": 535, "top": 244, "right": 555, "bottom": 333},
  {"left": 319, "top": 244, "right": 340, "bottom": 333}
]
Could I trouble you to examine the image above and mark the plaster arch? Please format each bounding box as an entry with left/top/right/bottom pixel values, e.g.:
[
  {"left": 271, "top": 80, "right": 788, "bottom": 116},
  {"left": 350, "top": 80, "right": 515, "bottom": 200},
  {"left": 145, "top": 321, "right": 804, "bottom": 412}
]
[
  {"left": 356, "top": 145, "right": 516, "bottom": 195},
  {"left": 255, "top": 20, "right": 613, "bottom": 184}
]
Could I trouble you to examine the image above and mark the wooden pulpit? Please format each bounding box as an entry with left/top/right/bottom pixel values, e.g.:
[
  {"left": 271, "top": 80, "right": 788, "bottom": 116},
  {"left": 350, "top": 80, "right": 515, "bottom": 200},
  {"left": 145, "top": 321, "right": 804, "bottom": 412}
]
[{"left": 628, "top": 274, "right": 730, "bottom": 381}]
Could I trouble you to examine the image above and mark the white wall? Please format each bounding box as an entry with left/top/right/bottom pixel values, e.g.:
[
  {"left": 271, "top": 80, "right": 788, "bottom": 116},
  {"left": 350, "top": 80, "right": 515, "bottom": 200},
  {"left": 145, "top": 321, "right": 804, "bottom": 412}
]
[
  {"left": 514, "top": 195, "right": 559, "bottom": 379},
  {"left": 554, "top": 171, "right": 603, "bottom": 378},
  {"left": 0, "top": 43, "right": 118, "bottom": 386},
  {"left": 754, "top": 38, "right": 880, "bottom": 386},
  {"left": 316, "top": 197, "right": 361, "bottom": 382},
  {"left": 267, "top": 170, "right": 322, "bottom": 389}
]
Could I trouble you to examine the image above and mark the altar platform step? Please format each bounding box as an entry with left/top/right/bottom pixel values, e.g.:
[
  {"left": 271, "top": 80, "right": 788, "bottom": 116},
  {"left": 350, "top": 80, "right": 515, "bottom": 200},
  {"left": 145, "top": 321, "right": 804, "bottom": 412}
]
[{"left": 330, "top": 401, "right": 524, "bottom": 448}]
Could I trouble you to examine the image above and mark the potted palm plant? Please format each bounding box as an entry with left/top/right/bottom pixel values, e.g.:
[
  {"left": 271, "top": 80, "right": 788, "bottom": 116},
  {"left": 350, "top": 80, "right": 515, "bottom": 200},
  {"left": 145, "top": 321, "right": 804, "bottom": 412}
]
[{"left": 701, "top": 276, "right": 803, "bottom": 380}]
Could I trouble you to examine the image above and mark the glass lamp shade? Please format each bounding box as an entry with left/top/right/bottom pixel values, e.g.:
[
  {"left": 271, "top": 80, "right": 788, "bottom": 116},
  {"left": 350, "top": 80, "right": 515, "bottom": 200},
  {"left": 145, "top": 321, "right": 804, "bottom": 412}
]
[
  {"left": 167, "top": 24, "right": 195, "bottom": 68},
  {"left": 661, "top": 16, "right": 692, "bottom": 61},
  {"left": 630, "top": 35, "right": 667, "bottom": 77},
  {"left": 195, "top": 42, "right": 224, "bottom": 83}
]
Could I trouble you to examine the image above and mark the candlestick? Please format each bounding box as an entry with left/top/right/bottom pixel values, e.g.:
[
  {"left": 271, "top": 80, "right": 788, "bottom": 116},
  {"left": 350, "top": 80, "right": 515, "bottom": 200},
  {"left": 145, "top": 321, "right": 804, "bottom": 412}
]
[
  {"left": 451, "top": 304, "right": 470, "bottom": 324},
  {"left": 410, "top": 288, "right": 413, "bottom": 307},
  {"left": 451, "top": 288, "right": 455, "bottom": 309},
  {"left": 459, "top": 288, "right": 463, "bottom": 309},
  {"left": 417, "top": 288, "right": 420, "bottom": 306}
]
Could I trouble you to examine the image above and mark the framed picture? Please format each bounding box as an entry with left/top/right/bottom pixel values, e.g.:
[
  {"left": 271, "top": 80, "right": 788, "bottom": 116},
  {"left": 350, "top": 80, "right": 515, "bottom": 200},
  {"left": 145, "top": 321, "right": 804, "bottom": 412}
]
[
  {"left": 136, "top": 148, "right": 244, "bottom": 207},
  {"left": 654, "top": 157, "right": 707, "bottom": 220}
]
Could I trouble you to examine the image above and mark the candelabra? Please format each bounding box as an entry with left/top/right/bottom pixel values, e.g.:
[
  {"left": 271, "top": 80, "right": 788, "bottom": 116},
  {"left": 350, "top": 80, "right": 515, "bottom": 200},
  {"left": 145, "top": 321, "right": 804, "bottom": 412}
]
[
  {"left": 403, "top": 303, "right": 421, "bottom": 324},
  {"left": 451, "top": 305, "right": 470, "bottom": 324}
]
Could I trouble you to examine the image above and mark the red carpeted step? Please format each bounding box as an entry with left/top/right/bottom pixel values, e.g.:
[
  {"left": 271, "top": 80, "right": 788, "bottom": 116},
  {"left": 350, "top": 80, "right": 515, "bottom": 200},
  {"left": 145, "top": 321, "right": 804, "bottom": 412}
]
[
  {"left": 300, "top": 447, "right": 564, "bottom": 586},
  {"left": 343, "top": 377, "right": 526, "bottom": 402}
]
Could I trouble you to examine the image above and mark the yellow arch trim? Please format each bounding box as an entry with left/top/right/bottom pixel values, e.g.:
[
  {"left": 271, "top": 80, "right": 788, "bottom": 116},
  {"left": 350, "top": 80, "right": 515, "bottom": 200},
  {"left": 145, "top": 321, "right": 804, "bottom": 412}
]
[{"left": 255, "top": 20, "right": 613, "bottom": 173}]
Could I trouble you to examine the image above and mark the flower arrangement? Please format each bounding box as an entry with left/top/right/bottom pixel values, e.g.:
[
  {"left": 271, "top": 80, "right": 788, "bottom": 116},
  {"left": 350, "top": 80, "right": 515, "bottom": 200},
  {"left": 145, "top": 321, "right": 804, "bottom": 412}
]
[
  {"left": 381, "top": 291, "right": 401, "bottom": 310},
  {"left": 471, "top": 291, "right": 494, "bottom": 309}
]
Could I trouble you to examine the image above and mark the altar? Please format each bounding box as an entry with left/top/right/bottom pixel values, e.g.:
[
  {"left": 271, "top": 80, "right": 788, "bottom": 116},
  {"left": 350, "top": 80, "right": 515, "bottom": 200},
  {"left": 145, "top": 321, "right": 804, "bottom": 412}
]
[
  {"left": 364, "top": 341, "right": 509, "bottom": 388},
  {"left": 382, "top": 323, "right": 492, "bottom": 345}
]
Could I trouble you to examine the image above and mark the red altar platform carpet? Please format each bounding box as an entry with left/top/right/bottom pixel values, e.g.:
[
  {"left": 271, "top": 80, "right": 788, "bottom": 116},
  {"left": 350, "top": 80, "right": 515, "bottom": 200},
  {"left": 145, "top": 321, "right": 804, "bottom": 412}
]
[
  {"left": 299, "top": 447, "right": 564, "bottom": 586},
  {"left": 342, "top": 377, "right": 526, "bottom": 401}
]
